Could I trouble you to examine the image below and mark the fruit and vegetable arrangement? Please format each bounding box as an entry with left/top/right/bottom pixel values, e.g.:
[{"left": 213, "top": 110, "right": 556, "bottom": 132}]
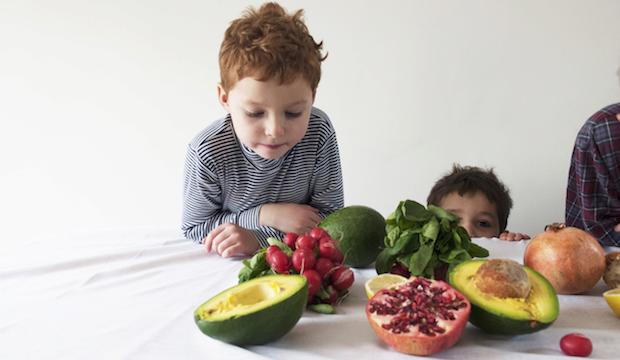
[{"left": 194, "top": 202, "right": 617, "bottom": 358}]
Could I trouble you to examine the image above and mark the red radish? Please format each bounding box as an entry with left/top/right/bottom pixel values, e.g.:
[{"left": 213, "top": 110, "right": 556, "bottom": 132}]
[
  {"left": 560, "top": 333, "right": 592, "bottom": 357},
  {"left": 315, "top": 257, "right": 335, "bottom": 279},
  {"left": 309, "top": 227, "right": 328, "bottom": 240},
  {"left": 296, "top": 235, "right": 316, "bottom": 250},
  {"left": 292, "top": 248, "right": 317, "bottom": 272},
  {"left": 283, "top": 232, "right": 297, "bottom": 250},
  {"left": 330, "top": 266, "right": 354, "bottom": 291},
  {"left": 267, "top": 250, "right": 290, "bottom": 274},
  {"left": 390, "top": 262, "right": 411, "bottom": 278},
  {"left": 302, "top": 269, "right": 322, "bottom": 300},
  {"left": 319, "top": 238, "right": 344, "bottom": 263},
  {"left": 266, "top": 245, "right": 280, "bottom": 258}
]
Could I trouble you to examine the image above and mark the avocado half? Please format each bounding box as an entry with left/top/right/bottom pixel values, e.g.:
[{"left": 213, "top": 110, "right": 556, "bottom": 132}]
[
  {"left": 194, "top": 274, "right": 308, "bottom": 345},
  {"left": 448, "top": 259, "right": 559, "bottom": 335}
]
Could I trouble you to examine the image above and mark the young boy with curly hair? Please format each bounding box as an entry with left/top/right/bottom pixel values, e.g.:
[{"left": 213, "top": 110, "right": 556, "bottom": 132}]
[
  {"left": 427, "top": 164, "right": 529, "bottom": 241},
  {"left": 182, "top": 3, "right": 344, "bottom": 257}
]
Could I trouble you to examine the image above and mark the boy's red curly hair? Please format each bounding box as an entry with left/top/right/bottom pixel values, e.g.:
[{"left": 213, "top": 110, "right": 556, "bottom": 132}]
[{"left": 219, "top": 2, "right": 326, "bottom": 96}]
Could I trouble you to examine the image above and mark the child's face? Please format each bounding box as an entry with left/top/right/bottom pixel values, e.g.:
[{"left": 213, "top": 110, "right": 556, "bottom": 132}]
[
  {"left": 438, "top": 191, "right": 500, "bottom": 238},
  {"left": 218, "top": 76, "right": 313, "bottom": 160}
]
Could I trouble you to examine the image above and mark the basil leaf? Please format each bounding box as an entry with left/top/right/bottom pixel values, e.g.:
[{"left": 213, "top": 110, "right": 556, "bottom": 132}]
[
  {"left": 402, "top": 200, "right": 432, "bottom": 222},
  {"left": 467, "top": 242, "right": 490, "bottom": 258}
]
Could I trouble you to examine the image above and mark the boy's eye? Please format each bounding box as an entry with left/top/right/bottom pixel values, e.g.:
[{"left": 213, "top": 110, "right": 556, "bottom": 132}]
[
  {"left": 285, "top": 111, "right": 302, "bottom": 118},
  {"left": 478, "top": 220, "right": 492, "bottom": 228},
  {"left": 245, "top": 111, "right": 264, "bottom": 118}
]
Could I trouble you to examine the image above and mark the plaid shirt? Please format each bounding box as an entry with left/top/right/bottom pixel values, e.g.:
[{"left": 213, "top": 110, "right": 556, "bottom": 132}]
[{"left": 566, "top": 103, "right": 620, "bottom": 247}]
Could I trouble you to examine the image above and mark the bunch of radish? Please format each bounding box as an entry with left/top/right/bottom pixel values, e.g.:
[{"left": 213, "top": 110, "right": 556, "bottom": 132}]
[{"left": 239, "top": 227, "right": 354, "bottom": 313}]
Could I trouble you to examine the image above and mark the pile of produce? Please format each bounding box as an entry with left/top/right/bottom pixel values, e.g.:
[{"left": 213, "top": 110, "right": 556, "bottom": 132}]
[
  {"left": 524, "top": 223, "right": 605, "bottom": 294},
  {"left": 375, "top": 199, "right": 489, "bottom": 279},
  {"left": 238, "top": 228, "right": 354, "bottom": 313}
]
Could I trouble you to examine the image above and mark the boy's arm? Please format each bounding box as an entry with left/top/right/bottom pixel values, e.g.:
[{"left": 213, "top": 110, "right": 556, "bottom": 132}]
[
  {"left": 566, "top": 120, "right": 620, "bottom": 247},
  {"left": 308, "top": 129, "right": 345, "bottom": 218},
  {"left": 181, "top": 146, "right": 279, "bottom": 248}
]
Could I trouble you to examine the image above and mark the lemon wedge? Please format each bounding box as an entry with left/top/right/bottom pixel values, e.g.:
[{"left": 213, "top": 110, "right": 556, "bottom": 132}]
[
  {"left": 365, "top": 273, "right": 409, "bottom": 299},
  {"left": 603, "top": 288, "right": 620, "bottom": 317}
]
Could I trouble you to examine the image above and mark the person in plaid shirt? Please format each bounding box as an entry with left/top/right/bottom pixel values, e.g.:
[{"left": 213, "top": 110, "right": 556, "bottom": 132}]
[{"left": 566, "top": 103, "right": 620, "bottom": 247}]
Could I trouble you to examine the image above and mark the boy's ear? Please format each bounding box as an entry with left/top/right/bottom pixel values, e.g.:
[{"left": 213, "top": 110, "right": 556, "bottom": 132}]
[{"left": 217, "top": 83, "right": 230, "bottom": 112}]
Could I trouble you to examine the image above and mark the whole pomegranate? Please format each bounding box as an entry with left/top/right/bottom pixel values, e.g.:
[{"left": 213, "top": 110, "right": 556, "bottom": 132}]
[
  {"left": 524, "top": 223, "right": 605, "bottom": 294},
  {"left": 365, "top": 277, "right": 470, "bottom": 356}
]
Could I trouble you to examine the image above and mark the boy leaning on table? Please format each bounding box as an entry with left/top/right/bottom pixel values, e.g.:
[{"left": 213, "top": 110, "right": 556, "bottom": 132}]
[
  {"left": 181, "top": 2, "right": 344, "bottom": 258},
  {"left": 566, "top": 103, "right": 620, "bottom": 247},
  {"left": 427, "top": 164, "right": 530, "bottom": 241}
]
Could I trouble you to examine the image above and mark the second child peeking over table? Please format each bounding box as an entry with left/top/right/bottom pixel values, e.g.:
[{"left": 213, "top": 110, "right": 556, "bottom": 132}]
[
  {"left": 427, "top": 164, "right": 530, "bottom": 241},
  {"left": 182, "top": 3, "right": 344, "bottom": 258}
]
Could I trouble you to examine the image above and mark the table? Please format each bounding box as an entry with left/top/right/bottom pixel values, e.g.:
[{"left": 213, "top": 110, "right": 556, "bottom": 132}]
[{"left": 1, "top": 230, "right": 618, "bottom": 359}]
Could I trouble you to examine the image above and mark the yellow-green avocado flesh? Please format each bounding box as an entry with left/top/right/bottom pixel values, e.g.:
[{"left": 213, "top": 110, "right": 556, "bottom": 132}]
[
  {"left": 194, "top": 274, "right": 308, "bottom": 345},
  {"left": 449, "top": 259, "right": 559, "bottom": 335}
]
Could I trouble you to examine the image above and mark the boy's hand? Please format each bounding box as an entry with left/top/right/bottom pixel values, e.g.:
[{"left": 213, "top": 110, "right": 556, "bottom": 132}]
[
  {"left": 260, "top": 203, "right": 322, "bottom": 235},
  {"left": 204, "top": 223, "right": 259, "bottom": 258},
  {"left": 498, "top": 231, "right": 531, "bottom": 241}
]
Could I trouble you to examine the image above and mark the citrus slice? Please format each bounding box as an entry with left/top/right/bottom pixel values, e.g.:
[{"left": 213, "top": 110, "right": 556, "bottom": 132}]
[
  {"left": 603, "top": 288, "right": 620, "bottom": 317},
  {"left": 365, "top": 273, "right": 408, "bottom": 299}
]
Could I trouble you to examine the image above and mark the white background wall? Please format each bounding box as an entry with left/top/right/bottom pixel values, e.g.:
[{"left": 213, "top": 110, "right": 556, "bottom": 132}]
[{"left": 2, "top": 0, "right": 620, "bottom": 250}]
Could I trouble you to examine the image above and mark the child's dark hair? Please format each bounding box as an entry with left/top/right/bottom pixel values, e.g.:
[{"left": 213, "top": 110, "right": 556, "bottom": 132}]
[{"left": 427, "top": 164, "right": 513, "bottom": 233}]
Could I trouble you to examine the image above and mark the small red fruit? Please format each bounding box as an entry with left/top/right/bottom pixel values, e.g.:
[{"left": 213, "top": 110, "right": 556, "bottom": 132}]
[
  {"left": 309, "top": 227, "right": 328, "bottom": 240},
  {"left": 292, "top": 248, "right": 317, "bottom": 273},
  {"left": 283, "top": 233, "right": 298, "bottom": 250},
  {"left": 390, "top": 262, "right": 411, "bottom": 278},
  {"left": 302, "top": 269, "right": 322, "bottom": 300},
  {"left": 330, "top": 266, "right": 354, "bottom": 291},
  {"left": 266, "top": 245, "right": 280, "bottom": 258},
  {"left": 296, "top": 235, "right": 316, "bottom": 250},
  {"left": 319, "top": 238, "right": 344, "bottom": 263},
  {"left": 315, "top": 257, "right": 335, "bottom": 279},
  {"left": 267, "top": 250, "right": 290, "bottom": 274},
  {"left": 560, "top": 333, "right": 592, "bottom": 357}
]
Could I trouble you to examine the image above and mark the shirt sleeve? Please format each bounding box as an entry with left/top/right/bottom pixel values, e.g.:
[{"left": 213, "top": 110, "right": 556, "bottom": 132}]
[
  {"left": 571, "top": 120, "right": 620, "bottom": 246},
  {"left": 308, "top": 127, "right": 345, "bottom": 219},
  {"left": 181, "top": 145, "right": 273, "bottom": 247}
]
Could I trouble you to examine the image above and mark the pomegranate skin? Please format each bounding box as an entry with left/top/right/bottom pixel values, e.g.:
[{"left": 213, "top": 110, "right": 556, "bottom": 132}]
[
  {"left": 365, "top": 277, "right": 471, "bottom": 356},
  {"left": 524, "top": 224, "right": 605, "bottom": 295}
]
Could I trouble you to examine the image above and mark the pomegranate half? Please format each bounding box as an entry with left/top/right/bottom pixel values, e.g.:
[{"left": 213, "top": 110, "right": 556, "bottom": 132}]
[
  {"left": 365, "top": 277, "right": 470, "bottom": 356},
  {"left": 524, "top": 223, "right": 605, "bottom": 294}
]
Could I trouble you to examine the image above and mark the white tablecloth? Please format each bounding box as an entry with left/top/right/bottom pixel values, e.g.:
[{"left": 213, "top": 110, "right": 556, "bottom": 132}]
[{"left": 1, "top": 230, "right": 618, "bottom": 359}]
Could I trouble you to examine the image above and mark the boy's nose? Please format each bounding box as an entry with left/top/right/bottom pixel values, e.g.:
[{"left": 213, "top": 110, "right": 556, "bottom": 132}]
[{"left": 265, "top": 116, "right": 285, "bottom": 138}]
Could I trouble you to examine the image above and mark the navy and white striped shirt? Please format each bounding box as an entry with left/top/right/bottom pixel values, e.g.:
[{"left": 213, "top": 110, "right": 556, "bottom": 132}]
[{"left": 182, "top": 107, "right": 344, "bottom": 247}]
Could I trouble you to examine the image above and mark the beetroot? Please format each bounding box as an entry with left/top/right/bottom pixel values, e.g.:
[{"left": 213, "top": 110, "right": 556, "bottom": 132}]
[{"left": 366, "top": 277, "right": 470, "bottom": 355}]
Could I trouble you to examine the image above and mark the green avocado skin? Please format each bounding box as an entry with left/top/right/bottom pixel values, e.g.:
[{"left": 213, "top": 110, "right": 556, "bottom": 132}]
[
  {"left": 194, "top": 283, "right": 308, "bottom": 345},
  {"left": 320, "top": 205, "right": 386, "bottom": 268},
  {"left": 468, "top": 303, "right": 553, "bottom": 335}
]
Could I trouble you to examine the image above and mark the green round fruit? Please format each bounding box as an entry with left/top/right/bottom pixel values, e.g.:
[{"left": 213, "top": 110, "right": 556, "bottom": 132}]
[
  {"left": 320, "top": 205, "right": 386, "bottom": 268},
  {"left": 448, "top": 259, "right": 559, "bottom": 335},
  {"left": 194, "top": 275, "right": 307, "bottom": 345}
]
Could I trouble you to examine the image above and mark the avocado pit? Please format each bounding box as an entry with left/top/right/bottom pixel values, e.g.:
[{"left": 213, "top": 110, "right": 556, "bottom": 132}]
[{"left": 474, "top": 259, "right": 531, "bottom": 299}]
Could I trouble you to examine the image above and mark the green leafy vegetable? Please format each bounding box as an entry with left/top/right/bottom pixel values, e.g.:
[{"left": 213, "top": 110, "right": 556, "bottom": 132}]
[{"left": 375, "top": 199, "right": 489, "bottom": 278}]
